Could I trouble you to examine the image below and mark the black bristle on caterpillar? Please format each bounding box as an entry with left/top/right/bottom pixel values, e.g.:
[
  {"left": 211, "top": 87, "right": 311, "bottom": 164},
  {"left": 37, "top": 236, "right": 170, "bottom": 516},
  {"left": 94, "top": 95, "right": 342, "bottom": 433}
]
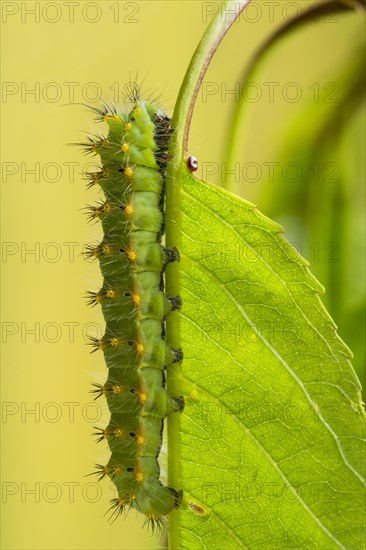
[
  {"left": 86, "top": 463, "right": 110, "bottom": 482},
  {"left": 106, "top": 497, "right": 135, "bottom": 525},
  {"left": 163, "top": 246, "right": 180, "bottom": 264},
  {"left": 169, "top": 295, "right": 183, "bottom": 311},
  {"left": 79, "top": 85, "right": 184, "bottom": 530},
  {"left": 172, "top": 348, "right": 184, "bottom": 363},
  {"left": 173, "top": 396, "right": 185, "bottom": 413},
  {"left": 142, "top": 513, "right": 168, "bottom": 535}
]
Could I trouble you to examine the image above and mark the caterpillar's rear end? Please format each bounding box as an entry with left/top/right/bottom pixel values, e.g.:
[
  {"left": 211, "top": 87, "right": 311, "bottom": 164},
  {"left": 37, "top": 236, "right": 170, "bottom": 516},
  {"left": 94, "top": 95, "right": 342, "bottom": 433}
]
[{"left": 79, "top": 85, "right": 183, "bottom": 530}]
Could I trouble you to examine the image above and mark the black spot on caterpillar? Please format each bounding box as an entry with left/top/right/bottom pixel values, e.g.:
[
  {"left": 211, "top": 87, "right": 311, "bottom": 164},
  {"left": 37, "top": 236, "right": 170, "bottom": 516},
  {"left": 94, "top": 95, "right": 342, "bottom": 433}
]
[{"left": 77, "top": 84, "right": 184, "bottom": 531}]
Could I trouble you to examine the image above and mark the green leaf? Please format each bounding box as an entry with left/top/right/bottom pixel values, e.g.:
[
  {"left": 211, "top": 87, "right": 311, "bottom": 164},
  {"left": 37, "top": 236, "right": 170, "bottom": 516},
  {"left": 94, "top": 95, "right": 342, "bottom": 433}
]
[
  {"left": 177, "top": 169, "right": 365, "bottom": 549},
  {"left": 164, "top": 2, "right": 366, "bottom": 548}
]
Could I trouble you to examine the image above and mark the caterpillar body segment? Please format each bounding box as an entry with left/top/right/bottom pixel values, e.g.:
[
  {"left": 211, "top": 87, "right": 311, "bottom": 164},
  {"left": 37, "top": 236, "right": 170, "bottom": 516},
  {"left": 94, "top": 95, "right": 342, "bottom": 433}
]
[{"left": 80, "top": 90, "right": 183, "bottom": 529}]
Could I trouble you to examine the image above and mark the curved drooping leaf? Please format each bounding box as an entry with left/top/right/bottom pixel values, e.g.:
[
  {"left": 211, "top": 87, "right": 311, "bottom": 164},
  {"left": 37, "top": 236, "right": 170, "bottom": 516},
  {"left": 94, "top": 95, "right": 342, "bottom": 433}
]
[
  {"left": 224, "top": 0, "right": 366, "bottom": 189},
  {"left": 175, "top": 168, "right": 365, "bottom": 549}
]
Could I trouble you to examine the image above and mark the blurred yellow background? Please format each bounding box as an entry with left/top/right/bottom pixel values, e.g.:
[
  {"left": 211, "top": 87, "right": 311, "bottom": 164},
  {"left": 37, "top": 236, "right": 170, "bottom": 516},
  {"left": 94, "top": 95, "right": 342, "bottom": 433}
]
[{"left": 1, "top": 1, "right": 364, "bottom": 549}]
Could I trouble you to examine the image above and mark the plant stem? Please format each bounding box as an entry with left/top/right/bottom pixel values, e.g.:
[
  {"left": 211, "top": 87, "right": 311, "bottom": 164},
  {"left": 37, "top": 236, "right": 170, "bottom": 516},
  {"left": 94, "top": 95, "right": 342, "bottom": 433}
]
[{"left": 165, "top": 2, "right": 251, "bottom": 548}]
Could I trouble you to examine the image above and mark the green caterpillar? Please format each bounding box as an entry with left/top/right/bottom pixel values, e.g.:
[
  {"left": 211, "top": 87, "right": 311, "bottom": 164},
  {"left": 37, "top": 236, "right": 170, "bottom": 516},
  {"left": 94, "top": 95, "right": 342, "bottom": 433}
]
[{"left": 79, "top": 85, "right": 184, "bottom": 530}]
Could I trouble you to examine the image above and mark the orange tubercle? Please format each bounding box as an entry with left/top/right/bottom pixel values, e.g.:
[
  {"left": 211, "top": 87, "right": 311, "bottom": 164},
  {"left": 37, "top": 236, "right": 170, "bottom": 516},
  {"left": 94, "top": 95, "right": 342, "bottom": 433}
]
[
  {"left": 124, "top": 166, "right": 134, "bottom": 178},
  {"left": 124, "top": 204, "right": 134, "bottom": 217},
  {"left": 138, "top": 392, "right": 147, "bottom": 404},
  {"left": 101, "top": 244, "right": 113, "bottom": 255},
  {"left": 126, "top": 247, "right": 137, "bottom": 262},
  {"left": 108, "top": 336, "right": 121, "bottom": 348},
  {"left": 113, "top": 428, "right": 123, "bottom": 439},
  {"left": 111, "top": 384, "right": 122, "bottom": 395},
  {"left": 103, "top": 114, "right": 119, "bottom": 123},
  {"left": 131, "top": 293, "right": 141, "bottom": 306},
  {"left": 136, "top": 342, "right": 144, "bottom": 354}
]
